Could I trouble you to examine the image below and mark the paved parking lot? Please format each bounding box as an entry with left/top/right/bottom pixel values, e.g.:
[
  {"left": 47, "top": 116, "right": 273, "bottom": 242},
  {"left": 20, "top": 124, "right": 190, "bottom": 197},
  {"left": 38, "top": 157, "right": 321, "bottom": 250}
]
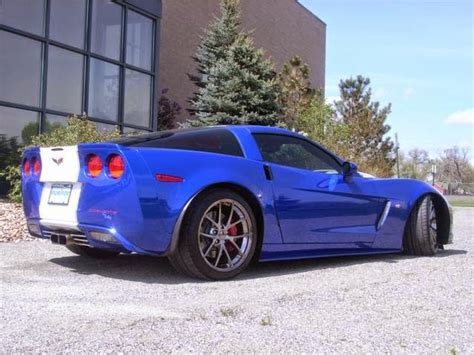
[{"left": 1, "top": 208, "right": 473, "bottom": 353}]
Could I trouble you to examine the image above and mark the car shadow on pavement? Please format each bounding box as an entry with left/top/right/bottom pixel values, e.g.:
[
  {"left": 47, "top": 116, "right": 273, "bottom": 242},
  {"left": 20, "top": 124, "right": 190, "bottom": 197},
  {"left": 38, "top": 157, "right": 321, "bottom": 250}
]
[
  {"left": 433, "top": 249, "right": 468, "bottom": 257},
  {"left": 49, "top": 248, "right": 467, "bottom": 284},
  {"left": 50, "top": 254, "right": 193, "bottom": 285},
  {"left": 242, "top": 248, "right": 468, "bottom": 280}
]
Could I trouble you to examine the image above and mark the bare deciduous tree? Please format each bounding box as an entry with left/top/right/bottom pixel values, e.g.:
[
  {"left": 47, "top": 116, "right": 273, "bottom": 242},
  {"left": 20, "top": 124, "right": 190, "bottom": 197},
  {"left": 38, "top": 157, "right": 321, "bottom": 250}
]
[
  {"left": 437, "top": 146, "right": 474, "bottom": 186},
  {"left": 399, "top": 148, "right": 430, "bottom": 180}
]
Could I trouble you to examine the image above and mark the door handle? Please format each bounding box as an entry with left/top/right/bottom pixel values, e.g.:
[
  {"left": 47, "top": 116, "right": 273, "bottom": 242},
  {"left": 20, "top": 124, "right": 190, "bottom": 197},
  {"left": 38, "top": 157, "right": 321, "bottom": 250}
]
[{"left": 263, "top": 165, "right": 273, "bottom": 181}]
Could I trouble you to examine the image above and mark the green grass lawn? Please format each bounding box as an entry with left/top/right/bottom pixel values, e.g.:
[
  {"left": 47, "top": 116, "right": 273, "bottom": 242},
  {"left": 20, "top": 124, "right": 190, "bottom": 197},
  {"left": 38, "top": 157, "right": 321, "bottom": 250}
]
[{"left": 446, "top": 195, "right": 474, "bottom": 208}]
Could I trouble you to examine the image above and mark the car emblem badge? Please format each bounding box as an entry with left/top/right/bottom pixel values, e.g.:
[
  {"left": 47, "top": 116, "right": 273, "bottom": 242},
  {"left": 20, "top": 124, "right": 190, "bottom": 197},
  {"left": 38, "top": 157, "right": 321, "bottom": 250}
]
[{"left": 52, "top": 157, "right": 64, "bottom": 166}]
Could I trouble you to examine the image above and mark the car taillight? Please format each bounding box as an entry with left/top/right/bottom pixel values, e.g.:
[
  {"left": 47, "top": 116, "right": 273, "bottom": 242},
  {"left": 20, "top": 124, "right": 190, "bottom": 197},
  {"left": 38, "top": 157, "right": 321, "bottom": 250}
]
[
  {"left": 86, "top": 154, "right": 103, "bottom": 178},
  {"left": 32, "top": 157, "right": 41, "bottom": 176},
  {"left": 23, "top": 158, "right": 30, "bottom": 176},
  {"left": 107, "top": 154, "right": 125, "bottom": 179}
]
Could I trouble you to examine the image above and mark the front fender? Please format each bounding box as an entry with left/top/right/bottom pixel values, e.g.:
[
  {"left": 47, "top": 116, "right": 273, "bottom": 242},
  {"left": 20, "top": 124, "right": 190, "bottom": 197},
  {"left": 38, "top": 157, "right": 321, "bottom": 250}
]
[{"left": 370, "top": 178, "right": 453, "bottom": 245}]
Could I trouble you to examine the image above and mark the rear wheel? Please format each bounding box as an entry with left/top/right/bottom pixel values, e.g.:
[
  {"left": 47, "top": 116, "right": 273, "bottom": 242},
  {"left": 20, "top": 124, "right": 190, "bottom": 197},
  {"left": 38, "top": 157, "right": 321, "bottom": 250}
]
[
  {"left": 403, "top": 195, "right": 439, "bottom": 256},
  {"left": 65, "top": 244, "right": 120, "bottom": 258},
  {"left": 168, "top": 189, "right": 257, "bottom": 280}
]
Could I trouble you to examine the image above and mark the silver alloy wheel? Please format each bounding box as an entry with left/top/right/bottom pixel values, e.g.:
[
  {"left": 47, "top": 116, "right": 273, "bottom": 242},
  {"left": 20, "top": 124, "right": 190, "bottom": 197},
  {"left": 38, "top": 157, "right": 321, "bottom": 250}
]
[
  {"left": 198, "top": 199, "right": 253, "bottom": 272},
  {"left": 429, "top": 202, "right": 438, "bottom": 247}
]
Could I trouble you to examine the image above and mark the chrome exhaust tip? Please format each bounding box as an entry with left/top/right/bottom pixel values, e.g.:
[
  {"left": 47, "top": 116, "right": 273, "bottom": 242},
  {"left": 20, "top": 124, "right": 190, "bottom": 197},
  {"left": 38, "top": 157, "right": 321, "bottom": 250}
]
[
  {"left": 58, "top": 235, "right": 67, "bottom": 245},
  {"left": 50, "top": 234, "right": 59, "bottom": 244},
  {"left": 50, "top": 234, "right": 68, "bottom": 245}
]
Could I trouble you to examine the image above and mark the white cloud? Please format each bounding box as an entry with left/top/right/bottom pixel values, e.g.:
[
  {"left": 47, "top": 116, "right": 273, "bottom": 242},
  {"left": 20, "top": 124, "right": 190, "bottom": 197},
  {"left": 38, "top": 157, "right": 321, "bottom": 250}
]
[
  {"left": 445, "top": 108, "right": 474, "bottom": 125},
  {"left": 403, "top": 87, "right": 415, "bottom": 99}
]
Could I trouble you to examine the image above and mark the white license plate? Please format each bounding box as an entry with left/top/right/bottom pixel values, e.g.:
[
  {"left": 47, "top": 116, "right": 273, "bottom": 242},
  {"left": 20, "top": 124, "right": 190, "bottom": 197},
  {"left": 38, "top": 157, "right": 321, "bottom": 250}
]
[{"left": 48, "top": 184, "right": 73, "bottom": 205}]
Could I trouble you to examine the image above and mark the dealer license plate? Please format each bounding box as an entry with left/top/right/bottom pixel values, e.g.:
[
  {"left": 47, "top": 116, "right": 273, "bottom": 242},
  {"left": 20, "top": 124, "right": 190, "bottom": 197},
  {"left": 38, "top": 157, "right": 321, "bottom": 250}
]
[{"left": 48, "top": 184, "right": 73, "bottom": 205}]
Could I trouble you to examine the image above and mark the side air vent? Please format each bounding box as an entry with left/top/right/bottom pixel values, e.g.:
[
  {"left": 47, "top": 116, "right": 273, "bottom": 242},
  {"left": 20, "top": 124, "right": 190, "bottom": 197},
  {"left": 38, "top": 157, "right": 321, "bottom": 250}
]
[{"left": 377, "top": 201, "right": 392, "bottom": 230}]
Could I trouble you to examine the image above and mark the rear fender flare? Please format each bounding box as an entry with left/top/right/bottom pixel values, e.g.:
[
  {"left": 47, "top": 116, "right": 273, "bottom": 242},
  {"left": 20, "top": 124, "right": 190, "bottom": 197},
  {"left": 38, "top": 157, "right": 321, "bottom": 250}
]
[{"left": 164, "top": 183, "right": 265, "bottom": 258}]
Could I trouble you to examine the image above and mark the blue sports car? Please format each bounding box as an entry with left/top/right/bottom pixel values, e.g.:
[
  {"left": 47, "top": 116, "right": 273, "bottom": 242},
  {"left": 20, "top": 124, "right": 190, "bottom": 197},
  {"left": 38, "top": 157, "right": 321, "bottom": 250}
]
[{"left": 22, "top": 126, "right": 453, "bottom": 280}]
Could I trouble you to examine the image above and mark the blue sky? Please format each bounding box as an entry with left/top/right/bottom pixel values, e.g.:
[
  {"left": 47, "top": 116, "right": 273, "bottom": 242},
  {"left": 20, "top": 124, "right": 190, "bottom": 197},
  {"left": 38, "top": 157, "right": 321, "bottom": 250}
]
[{"left": 300, "top": 0, "right": 473, "bottom": 161}]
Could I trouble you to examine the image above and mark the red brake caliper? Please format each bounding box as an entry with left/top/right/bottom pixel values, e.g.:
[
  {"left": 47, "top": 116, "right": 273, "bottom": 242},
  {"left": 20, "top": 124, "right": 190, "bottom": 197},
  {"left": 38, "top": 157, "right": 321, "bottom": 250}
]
[{"left": 226, "top": 224, "right": 238, "bottom": 254}]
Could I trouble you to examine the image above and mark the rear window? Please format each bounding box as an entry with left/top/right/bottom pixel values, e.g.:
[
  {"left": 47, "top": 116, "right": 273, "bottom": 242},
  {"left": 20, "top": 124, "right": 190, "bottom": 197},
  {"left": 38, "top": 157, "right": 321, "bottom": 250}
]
[{"left": 111, "top": 128, "right": 244, "bottom": 157}]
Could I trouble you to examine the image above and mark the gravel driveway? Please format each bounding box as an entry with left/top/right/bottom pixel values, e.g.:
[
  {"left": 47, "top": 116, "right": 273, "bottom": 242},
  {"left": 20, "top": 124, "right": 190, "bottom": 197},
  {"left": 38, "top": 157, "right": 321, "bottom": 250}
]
[{"left": 1, "top": 208, "right": 473, "bottom": 353}]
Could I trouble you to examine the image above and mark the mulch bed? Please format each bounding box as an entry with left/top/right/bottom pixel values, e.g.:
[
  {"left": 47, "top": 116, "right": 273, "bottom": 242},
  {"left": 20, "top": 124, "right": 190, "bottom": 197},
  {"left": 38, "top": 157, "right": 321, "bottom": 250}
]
[{"left": 0, "top": 201, "right": 33, "bottom": 242}]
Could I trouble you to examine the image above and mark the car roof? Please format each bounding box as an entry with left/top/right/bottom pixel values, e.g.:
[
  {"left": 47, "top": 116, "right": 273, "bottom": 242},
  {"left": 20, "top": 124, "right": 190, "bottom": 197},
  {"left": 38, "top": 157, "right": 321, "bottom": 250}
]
[
  {"left": 112, "top": 125, "right": 300, "bottom": 144},
  {"left": 223, "top": 125, "right": 302, "bottom": 136},
  {"left": 110, "top": 125, "right": 344, "bottom": 164}
]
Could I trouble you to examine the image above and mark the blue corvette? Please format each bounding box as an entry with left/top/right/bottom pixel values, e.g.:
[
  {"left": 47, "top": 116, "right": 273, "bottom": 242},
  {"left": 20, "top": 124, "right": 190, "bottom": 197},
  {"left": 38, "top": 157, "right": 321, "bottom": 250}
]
[{"left": 22, "top": 126, "right": 453, "bottom": 280}]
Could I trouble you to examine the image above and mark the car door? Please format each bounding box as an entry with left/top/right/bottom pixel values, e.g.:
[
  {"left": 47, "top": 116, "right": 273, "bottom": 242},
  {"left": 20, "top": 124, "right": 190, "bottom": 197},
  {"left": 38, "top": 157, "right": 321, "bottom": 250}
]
[{"left": 253, "top": 133, "right": 387, "bottom": 245}]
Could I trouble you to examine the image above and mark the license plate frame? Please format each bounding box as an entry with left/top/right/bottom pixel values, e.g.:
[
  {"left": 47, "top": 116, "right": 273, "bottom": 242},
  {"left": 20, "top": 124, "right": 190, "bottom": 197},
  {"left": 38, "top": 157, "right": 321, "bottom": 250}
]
[{"left": 48, "top": 183, "right": 73, "bottom": 205}]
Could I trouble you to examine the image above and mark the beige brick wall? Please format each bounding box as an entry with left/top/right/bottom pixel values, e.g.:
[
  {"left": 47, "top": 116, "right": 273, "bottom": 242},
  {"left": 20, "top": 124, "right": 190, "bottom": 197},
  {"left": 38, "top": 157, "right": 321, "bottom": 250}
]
[{"left": 159, "top": 0, "right": 326, "bottom": 121}]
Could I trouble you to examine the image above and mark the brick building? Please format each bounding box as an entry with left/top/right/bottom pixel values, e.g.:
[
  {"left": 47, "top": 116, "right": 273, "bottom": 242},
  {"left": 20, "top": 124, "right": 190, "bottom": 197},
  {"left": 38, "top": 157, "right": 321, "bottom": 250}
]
[
  {"left": 160, "top": 0, "right": 326, "bottom": 121},
  {"left": 0, "top": 0, "right": 325, "bottom": 139}
]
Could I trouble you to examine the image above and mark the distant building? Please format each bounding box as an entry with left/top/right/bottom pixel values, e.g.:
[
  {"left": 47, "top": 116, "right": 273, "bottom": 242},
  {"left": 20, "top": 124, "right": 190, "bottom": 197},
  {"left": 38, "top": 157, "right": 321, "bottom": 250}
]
[{"left": 0, "top": 0, "right": 325, "bottom": 139}]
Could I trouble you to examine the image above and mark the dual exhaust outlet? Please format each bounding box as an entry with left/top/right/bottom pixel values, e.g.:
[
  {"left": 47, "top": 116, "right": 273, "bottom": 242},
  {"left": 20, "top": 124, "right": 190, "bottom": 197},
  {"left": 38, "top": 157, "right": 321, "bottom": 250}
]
[
  {"left": 48, "top": 231, "right": 90, "bottom": 247},
  {"left": 50, "top": 234, "right": 69, "bottom": 245}
]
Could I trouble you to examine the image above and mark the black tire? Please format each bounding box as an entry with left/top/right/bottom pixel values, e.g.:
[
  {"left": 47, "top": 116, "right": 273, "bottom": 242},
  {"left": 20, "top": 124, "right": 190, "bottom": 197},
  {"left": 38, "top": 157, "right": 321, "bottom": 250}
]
[
  {"left": 403, "top": 195, "right": 439, "bottom": 256},
  {"left": 65, "top": 244, "right": 120, "bottom": 258},
  {"left": 168, "top": 189, "right": 258, "bottom": 280}
]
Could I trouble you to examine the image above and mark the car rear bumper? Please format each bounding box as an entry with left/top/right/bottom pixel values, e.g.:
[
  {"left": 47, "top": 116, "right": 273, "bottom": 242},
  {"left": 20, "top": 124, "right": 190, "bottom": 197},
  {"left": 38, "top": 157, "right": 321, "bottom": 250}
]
[{"left": 26, "top": 218, "right": 161, "bottom": 255}]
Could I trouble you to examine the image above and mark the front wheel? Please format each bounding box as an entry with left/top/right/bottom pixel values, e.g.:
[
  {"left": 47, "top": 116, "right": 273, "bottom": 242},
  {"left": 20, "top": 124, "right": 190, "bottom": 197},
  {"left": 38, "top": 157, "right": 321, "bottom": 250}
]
[
  {"left": 403, "top": 195, "right": 439, "bottom": 256},
  {"left": 168, "top": 189, "right": 257, "bottom": 280}
]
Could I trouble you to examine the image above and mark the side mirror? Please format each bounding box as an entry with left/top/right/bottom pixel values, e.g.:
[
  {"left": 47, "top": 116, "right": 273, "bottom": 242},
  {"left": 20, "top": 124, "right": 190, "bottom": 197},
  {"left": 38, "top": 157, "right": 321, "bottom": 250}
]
[{"left": 342, "top": 161, "right": 358, "bottom": 181}]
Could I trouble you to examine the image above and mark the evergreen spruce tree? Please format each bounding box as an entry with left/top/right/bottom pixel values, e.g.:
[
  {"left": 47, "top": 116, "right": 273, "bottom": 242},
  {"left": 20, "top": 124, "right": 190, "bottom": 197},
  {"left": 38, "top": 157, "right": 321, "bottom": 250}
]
[
  {"left": 335, "top": 76, "right": 395, "bottom": 177},
  {"left": 187, "top": 0, "right": 281, "bottom": 126},
  {"left": 278, "top": 56, "right": 315, "bottom": 129},
  {"left": 188, "top": 0, "right": 241, "bottom": 95}
]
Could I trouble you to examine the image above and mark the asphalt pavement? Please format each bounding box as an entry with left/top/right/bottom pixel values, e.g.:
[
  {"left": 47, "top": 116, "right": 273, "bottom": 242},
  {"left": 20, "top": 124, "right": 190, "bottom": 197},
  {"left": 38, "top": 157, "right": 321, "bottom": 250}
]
[{"left": 1, "top": 208, "right": 473, "bottom": 353}]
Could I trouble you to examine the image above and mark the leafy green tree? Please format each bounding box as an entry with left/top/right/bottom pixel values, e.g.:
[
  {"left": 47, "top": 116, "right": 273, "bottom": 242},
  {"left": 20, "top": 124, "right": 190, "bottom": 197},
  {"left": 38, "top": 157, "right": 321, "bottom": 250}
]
[
  {"left": 187, "top": 0, "right": 281, "bottom": 126},
  {"left": 297, "top": 93, "right": 351, "bottom": 159},
  {"left": 0, "top": 135, "right": 20, "bottom": 168},
  {"left": 334, "top": 76, "right": 395, "bottom": 177},
  {"left": 21, "top": 119, "right": 62, "bottom": 145},
  {"left": 21, "top": 122, "right": 40, "bottom": 145},
  {"left": 278, "top": 56, "right": 315, "bottom": 129}
]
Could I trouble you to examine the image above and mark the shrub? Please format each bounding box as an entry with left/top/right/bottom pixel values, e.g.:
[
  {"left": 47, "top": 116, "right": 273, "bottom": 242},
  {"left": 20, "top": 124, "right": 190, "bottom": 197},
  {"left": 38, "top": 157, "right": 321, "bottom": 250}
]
[
  {"left": 0, "top": 165, "right": 22, "bottom": 203},
  {"left": 0, "top": 134, "right": 22, "bottom": 198},
  {"left": 1, "top": 114, "right": 120, "bottom": 203},
  {"left": 29, "top": 114, "right": 120, "bottom": 147},
  {"left": 158, "top": 89, "right": 181, "bottom": 130}
]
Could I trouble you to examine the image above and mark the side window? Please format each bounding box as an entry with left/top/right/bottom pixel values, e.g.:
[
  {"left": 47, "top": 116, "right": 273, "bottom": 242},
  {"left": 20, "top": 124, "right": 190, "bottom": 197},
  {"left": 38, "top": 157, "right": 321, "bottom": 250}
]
[{"left": 253, "top": 134, "right": 341, "bottom": 173}]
